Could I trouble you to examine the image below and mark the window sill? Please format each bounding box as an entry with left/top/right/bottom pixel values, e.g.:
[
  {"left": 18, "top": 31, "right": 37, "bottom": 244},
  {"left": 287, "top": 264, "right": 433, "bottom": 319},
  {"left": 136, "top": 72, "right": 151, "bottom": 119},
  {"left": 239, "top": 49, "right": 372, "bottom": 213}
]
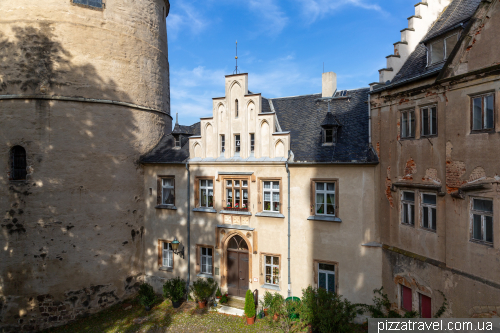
[
  {"left": 155, "top": 205, "right": 177, "bottom": 210},
  {"left": 421, "top": 227, "right": 437, "bottom": 233},
  {"left": 261, "top": 284, "right": 280, "bottom": 291},
  {"left": 400, "top": 222, "right": 415, "bottom": 228},
  {"left": 470, "top": 130, "right": 496, "bottom": 134},
  {"left": 307, "top": 216, "right": 341, "bottom": 222},
  {"left": 255, "top": 212, "right": 285, "bottom": 219},
  {"left": 469, "top": 239, "right": 493, "bottom": 247},
  {"left": 159, "top": 267, "right": 173, "bottom": 272},
  {"left": 193, "top": 207, "right": 217, "bottom": 213},
  {"left": 9, "top": 180, "right": 28, "bottom": 185},
  {"left": 219, "top": 210, "right": 252, "bottom": 216},
  {"left": 197, "top": 273, "right": 214, "bottom": 278}
]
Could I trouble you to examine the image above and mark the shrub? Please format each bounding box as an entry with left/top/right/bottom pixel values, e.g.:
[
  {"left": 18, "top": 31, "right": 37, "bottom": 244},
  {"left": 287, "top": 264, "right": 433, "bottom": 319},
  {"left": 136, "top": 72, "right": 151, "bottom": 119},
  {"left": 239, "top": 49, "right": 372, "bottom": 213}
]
[
  {"left": 244, "top": 289, "right": 256, "bottom": 318},
  {"left": 268, "top": 292, "right": 284, "bottom": 318},
  {"left": 260, "top": 291, "right": 273, "bottom": 309},
  {"left": 190, "top": 277, "right": 218, "bottom": 302},
  {"left": 300, "top": 286, "right": 360, "bottom": 333},
  {"left": 359, "top": 287, "right": 418, "bottom": 318},
  {"left": 215, "top": 287, "right": 222, "bottom": 298},
  {"left": 138, "top": 283, "right": 156, "bottom": 308},
  {"left": 220, "top": 293, "right": 229, "bottom": 304},
  {"left": 162, "top": 277, "right": 186, "bottom": 303}
]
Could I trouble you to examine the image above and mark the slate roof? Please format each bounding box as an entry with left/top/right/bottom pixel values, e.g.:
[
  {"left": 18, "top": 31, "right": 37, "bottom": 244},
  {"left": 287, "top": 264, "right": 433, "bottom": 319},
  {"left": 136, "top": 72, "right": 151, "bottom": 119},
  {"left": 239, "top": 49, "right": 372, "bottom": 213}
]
[
  {"left": 271, "top": 89, "right": 377, "bottom": 163},
  {"left": 141, "top": 122, "right": 200, "bottom": 163},
  {"left": 320, "top": 111, "right": 341, "bottom": 127},
  {"left": 377, "top": 0, "right": 481, "bottom": 89}
]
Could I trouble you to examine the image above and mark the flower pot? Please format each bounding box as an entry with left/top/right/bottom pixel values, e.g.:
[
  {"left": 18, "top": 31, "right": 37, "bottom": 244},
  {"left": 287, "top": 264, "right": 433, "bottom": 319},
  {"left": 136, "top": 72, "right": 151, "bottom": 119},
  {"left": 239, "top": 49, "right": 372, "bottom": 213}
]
[
  {"left": 264, "top": 308, "right": 268, "bottom": 317},
  {"left": 246, "top": 316, "right": 255, "bottom": 325},
  {"left": 172, "top": 300, "right": 182, "bottom": 308},
  {"left": 198, "top": 300, "right": 207, "bottom": 308}
]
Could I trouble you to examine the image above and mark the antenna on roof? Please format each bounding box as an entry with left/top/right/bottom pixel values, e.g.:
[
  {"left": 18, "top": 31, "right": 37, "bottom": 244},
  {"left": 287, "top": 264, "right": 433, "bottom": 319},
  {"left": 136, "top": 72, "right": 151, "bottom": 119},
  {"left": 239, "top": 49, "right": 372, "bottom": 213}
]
[{"left": 233, "top": 40, "right": 240, "bottom": 74}]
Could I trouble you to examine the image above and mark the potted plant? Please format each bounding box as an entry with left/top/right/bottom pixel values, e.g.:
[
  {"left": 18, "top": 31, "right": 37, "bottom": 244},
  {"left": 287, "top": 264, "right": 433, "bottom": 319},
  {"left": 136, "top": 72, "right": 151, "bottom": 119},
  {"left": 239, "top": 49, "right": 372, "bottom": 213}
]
[
  {"left": 269, "top": 292, "right": 284, "bottom": 321},
  {"left": 260, "top": 291, "right": 273, "bottom": 316},
  {"left": 138, "top": 283, "right": 156, "bottom": 311},
  {"left": 215, "top": 287, "right": 222, "bottom": 299},
  {"left": 162, "top": 277, "right": 186, "bottom": 309},
  {"left": 244, "top": 289, "right": 256, "bottom": 325},
  {"left": 190, "top": 277, "right": 218, "bottom": 308}
]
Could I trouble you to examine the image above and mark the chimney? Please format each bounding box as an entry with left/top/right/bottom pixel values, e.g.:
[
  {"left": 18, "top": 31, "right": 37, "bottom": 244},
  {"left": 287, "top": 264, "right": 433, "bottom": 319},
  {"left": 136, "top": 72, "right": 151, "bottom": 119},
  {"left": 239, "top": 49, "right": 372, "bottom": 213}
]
[{"left": 322, "top": 72, "right": 337, "bottom": 97}]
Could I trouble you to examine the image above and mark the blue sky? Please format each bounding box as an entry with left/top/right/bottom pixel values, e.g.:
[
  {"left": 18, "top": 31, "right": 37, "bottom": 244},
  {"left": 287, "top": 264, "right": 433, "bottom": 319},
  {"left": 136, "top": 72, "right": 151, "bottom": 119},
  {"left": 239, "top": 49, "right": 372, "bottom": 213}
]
[{"left": 167, "top": 0, "right": 415, "bottom": 126}]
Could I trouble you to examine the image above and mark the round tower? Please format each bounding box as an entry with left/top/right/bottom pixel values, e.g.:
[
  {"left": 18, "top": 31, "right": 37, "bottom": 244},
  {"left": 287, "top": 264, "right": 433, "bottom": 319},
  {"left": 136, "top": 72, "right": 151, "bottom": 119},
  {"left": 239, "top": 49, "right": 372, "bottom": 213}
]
[{"left": 0, "top": 0, "right": 171, "bottom": 331}]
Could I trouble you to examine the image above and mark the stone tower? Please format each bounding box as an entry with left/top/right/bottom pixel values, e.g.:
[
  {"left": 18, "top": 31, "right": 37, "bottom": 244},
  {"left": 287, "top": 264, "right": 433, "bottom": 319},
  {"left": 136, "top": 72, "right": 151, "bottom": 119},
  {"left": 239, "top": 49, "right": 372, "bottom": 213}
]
[{"left": 0, "top": 0, "right": 171, "bottom": 331}]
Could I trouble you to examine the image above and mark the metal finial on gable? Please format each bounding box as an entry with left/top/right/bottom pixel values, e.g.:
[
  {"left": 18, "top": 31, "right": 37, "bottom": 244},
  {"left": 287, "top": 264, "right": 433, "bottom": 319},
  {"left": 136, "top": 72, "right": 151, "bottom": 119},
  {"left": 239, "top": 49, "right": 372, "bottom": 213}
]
[
  {"left": 233, "top": 40, "right": 239, "bottom": 74},
  {"left": 176, "top": 113, "right": 178, "bottom": 124}
]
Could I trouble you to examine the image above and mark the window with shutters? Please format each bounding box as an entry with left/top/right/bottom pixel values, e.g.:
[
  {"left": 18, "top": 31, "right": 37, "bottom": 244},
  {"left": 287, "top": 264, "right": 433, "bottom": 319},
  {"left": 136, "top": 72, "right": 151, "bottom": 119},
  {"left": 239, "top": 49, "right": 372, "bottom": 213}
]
[
  {"left": 10, "top": 146, "right": 27, "bottom": 181},
  {"left": 400, "top": 285, "right": 413, "bottom": 312},
  {"left": 72, "top": 0, "right": 103, "bottom": 9},
  {"left": 156, "top": 176, "right": 175, "bottom": 208},
  {"left": 419, "top": 293, "right": 432, "bottom": 318},
  {"left": 471, "top": 93, "right": 495, "bottom": 132},
  {"left": 471, "top": 197, "right": 493, "bottom": 246},
  {"left": 158, "top": 240, "right": 174, "bottom": 271},
  {"left": 313, "top": 259, "right": 338, "bottom": 294}
]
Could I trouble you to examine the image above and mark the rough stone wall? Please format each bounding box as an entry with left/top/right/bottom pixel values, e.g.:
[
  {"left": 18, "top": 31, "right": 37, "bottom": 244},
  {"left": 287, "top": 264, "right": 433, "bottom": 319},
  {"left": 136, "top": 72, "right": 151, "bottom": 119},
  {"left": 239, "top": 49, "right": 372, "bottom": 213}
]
[{"left": 0, "top": 1, "right": 171, "bottom": 331}]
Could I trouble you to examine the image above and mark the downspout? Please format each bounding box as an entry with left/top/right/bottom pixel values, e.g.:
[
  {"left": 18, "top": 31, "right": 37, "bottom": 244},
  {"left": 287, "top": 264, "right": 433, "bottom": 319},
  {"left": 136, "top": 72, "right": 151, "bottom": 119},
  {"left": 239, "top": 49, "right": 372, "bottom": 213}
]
[
  {"left": 185, "top": 161, "right": 191, "bottom": 298},
  {"left": 286, "top": 151, "right": 291, "bottom": 297},
  {"left": 368, "top": 94, "right": 372, "bottom": 145}
]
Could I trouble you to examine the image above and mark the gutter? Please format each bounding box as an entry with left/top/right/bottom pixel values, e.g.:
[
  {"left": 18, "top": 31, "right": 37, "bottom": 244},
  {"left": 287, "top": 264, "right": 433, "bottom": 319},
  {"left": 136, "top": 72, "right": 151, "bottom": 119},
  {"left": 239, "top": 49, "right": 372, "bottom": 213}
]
[
  {"left": 185, "top": 161, "right": 191, "bottom": 298},
  {"left": 286, "top": 151, "right": 291, "bottom": 297}
]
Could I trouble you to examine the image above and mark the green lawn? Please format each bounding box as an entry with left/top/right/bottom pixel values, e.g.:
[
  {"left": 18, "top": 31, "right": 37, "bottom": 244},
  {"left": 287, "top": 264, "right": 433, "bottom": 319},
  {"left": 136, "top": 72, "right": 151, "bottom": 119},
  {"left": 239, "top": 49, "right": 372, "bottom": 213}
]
[{"left": 41, "top": 297, "right": 280, "bottom": 333}]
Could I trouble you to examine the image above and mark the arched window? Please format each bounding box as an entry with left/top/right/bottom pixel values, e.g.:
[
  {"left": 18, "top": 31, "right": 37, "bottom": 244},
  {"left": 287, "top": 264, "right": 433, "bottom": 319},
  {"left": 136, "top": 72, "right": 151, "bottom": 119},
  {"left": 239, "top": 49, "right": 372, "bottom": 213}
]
[
  {"left": 228, "top": 235, "right": 248, "bottom": 251},
  {"left": 10, "top": 146, "right": 27, "bottom": 180},
  {"left": 235, "top": 99, "right": 239, "bottom": 118}
]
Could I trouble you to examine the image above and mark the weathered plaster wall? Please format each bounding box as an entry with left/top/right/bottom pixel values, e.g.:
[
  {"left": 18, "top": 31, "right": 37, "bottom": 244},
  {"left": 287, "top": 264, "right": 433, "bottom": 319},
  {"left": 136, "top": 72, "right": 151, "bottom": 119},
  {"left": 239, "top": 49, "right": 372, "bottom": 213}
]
[
  {"left": 0, "top": 1, "right": 170, "bottom": 331},
  {"left": 143, "top": 163, "right": 381, "bottom": 306}
]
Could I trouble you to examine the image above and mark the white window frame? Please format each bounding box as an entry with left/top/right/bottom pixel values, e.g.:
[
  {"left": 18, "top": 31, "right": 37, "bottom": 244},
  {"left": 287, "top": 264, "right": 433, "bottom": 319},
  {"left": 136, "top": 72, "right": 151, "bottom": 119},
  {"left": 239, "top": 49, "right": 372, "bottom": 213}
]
[
  {"left": 221, "top": 135, "right": 225, "bottom": 153},
  {"left": 265, "top": 255, "right": 279, "bottom": 286},
  {"left": 401, "top": 191, "right": 415, "bottom": 225},
  {"left": 200, "top": 247, "right": 213, "bottom": 275},
  {"left": 250, "top": 133, "right": 255, "bottom": 153},
  {"left": 225, "top": 179, "right": 249, "bottom": 209},
  {"left": 401, "top": 110, "right": 415, "bottom": 139},
  {"left": 315, "top": 182, "right": 336, "bottom": 216},
  {"left": 235, "top": 134, "right": 241, "bottom": 153},
  {"left": 471, "top": 197, "right": 493, "bottom": 245},
  {"left": 421, "top": 193, "right": 437, "bottom": 231},
  {"left": 174, "top": 136, "right": 181, "bottom": 148},
  {"left": 429, "top": 34, "right": 458, "bottom": 65},
  {"left": 421, "top": 106, "right": 437, "bottom": 137},
  {"left": 162, "top": 178, "right": 175, "bottom": 205},
  {"left": 263, "top": 181, "right": 280, "bottom": 212},
  {"left": 318, "top": 263, "right": 336, "bottom": 294},
  {"left": 199, "top": 179, "right": 214, "bottom": 208},
  {"left": 163, "top": 242, "right": 173, "bottom": 268}
]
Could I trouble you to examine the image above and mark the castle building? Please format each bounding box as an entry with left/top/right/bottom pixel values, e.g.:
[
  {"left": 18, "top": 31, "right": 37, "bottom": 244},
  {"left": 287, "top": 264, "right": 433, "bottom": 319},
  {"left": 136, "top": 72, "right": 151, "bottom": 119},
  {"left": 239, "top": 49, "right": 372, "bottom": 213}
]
[
  {"left": 0, "top": 0, "right": 171, "bottom": 331},
  {"left": 370, "top": 0, "right": 500, "bottom": 318},
  {"left": 141, "top": 72, "right": 381, "bottom": 306}
]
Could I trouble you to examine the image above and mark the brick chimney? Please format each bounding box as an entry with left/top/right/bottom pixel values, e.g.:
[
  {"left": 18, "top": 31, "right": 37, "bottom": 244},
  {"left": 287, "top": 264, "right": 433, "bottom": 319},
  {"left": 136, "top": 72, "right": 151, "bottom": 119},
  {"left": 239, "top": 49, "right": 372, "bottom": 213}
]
[{"left": 322, "top": 72, "right": 337, "bottom": 98}]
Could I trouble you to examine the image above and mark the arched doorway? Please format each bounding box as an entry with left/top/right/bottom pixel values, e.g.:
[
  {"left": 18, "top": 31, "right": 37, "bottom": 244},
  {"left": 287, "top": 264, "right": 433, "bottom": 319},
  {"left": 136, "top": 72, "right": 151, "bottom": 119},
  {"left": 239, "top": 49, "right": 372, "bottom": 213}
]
[{"left": 226, "top": 235, "right": 249, "bottom": 297}]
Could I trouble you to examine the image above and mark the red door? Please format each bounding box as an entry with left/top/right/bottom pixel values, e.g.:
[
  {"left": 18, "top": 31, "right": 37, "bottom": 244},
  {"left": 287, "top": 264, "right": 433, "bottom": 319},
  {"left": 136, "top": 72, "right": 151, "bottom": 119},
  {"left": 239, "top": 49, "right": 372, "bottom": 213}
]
[
  {"left": 420, "top": 294, "right": 432, "bottom": 318},
  {"left": 401, "top": 285, "right": 412, "bottom": 311}
]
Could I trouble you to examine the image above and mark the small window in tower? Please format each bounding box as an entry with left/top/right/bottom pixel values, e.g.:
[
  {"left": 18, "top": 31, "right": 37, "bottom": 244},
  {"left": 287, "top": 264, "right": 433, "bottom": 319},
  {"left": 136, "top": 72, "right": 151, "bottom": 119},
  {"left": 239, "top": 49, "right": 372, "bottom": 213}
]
[
  {"left": 10, "top": 146, "right": 27, "bottom": 181},
  {"left": 72, "top": 0, "right": 103, "bottom": 9},
  {"left": 235, "top": 99, "right": 239, "bottom": 118}
]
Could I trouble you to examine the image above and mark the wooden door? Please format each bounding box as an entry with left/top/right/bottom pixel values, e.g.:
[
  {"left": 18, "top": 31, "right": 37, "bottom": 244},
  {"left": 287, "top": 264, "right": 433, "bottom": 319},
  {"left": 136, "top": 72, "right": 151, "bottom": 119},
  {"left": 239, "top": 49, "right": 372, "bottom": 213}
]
[
  {"left": 227, "top": 250, "right": 249, "bottom": 296},
  {"left": 238, "top": 252, "right": 249, "bottom": 296},
  {"left": 227, "top": 251, "right": 239, "bottom": 296}
]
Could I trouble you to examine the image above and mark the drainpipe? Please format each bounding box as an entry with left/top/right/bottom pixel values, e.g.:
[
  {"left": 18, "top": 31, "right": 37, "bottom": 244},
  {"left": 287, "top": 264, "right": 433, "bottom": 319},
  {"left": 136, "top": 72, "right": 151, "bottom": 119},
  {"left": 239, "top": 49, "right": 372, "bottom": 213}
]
[
  {"left": 368, "top": 94, "right": 372, "bottom": 145},
  {"left": 286, "top": 151, "right": 291, "bottom": 297},
  {"left": 185, "top": 161, "right": 191, "bottom": 298}
]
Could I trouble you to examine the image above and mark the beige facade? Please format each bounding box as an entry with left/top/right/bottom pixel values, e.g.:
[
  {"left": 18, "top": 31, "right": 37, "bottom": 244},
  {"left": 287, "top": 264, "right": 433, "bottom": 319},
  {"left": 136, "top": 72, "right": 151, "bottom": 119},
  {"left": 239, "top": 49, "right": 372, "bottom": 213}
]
[
  {"left": 0, "top": 0, "right": 171, "bottom": 331},
  {"left": 371, "top": 0, "right": 500, "bottom": 318},
  {"left": 143, "top": 73, "right": 382, "bottom": 307}
]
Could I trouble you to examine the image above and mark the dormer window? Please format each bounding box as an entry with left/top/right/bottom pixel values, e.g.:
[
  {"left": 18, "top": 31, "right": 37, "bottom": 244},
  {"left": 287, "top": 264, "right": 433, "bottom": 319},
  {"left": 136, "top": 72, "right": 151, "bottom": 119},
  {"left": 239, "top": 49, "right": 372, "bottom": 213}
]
[
  {"left": 235, "top": 99, "right": 239, "bottom": 118},
  {"left": 429, "top": 34, "right": 458, "bottom": 65},
  {"left": 324, "top": 129, "right": 334, "bottom": 143},
  {"left": 174, "top": 136, "right": 181, "bottom": 148}
]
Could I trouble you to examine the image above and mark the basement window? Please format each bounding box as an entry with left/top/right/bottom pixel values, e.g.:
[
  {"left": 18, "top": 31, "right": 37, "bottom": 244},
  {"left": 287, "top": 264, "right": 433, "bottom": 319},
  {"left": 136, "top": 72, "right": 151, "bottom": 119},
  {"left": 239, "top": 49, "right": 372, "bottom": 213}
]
[
  {"left": 72, "top": 0, "right": 103, "bottom": 9},
  {"left": 471, "top": 198, "right": 493, "bottom": 245},
  {"left": 401, "top": 191, "right": 415, "bottom": 226},
  {"left": 429, "top": 34, "right": 458, "bottom": 65}
]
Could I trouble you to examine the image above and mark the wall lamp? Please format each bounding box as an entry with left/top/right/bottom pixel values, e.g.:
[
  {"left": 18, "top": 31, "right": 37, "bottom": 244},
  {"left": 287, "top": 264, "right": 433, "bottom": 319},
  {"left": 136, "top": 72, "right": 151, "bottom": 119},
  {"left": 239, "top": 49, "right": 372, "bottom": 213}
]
[{"left": 171, "top": 237, "right": 184, "bottom": 258}]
